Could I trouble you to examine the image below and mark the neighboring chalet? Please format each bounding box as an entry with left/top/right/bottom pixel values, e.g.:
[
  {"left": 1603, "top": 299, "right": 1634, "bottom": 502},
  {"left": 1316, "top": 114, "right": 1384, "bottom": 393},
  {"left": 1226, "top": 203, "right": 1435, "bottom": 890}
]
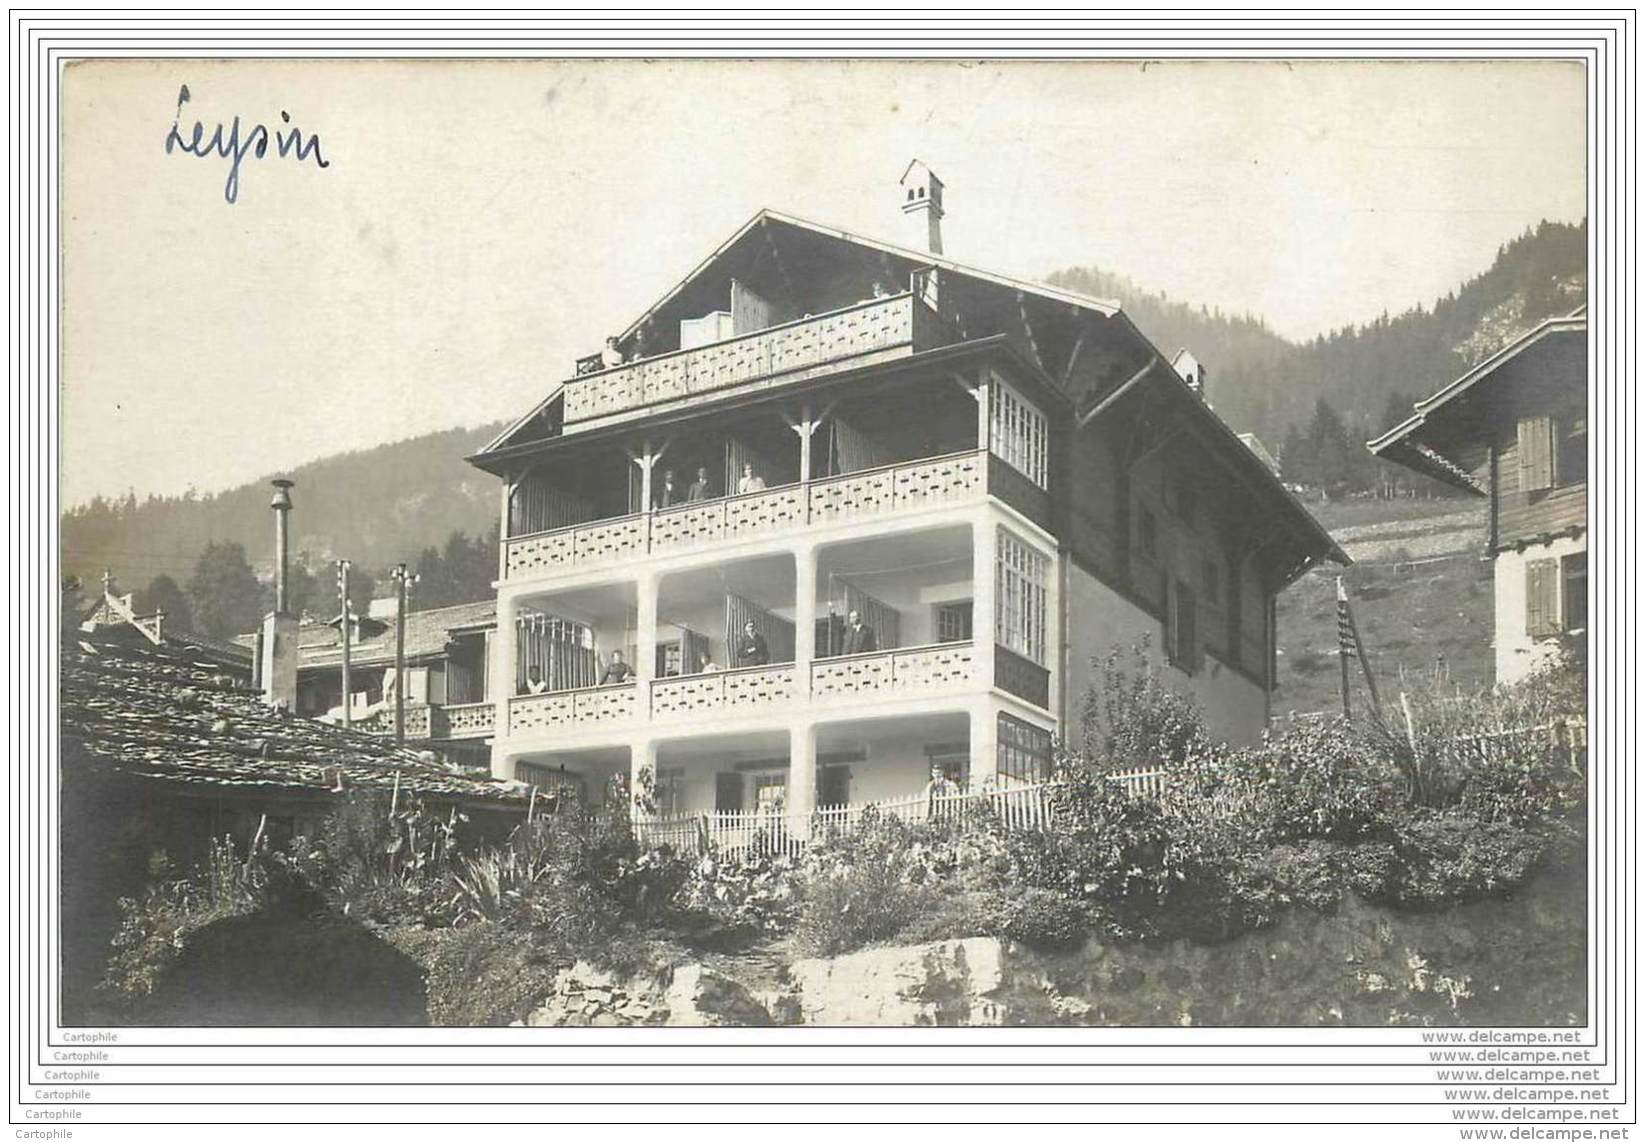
[
  {"left": 1370, "top": 307, "right": 1588, "bottom": 684},
  {"left": 283, "top": 599, "right": 496, "bottom": 767},
  {"left": 79, "top": 573, "right": 254, "bottom": 675},
  {"left": 465, "top": 165, "right": 1347, "bottom": 822},
  {"left": 59, "top": 628, "right": 526, "bottom": 1015}
]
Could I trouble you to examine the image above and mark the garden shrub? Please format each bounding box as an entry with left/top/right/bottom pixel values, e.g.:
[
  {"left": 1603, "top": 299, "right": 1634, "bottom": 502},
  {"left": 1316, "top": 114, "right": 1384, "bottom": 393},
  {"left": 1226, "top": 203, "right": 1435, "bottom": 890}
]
[
  {"left": 1078, "top": 639, "right": 1212, "bottom": 771},
  {"left": 419, "top": 919, "right": 567, "bottom": 1027},
  {"left": 989, "top": 887, "right": 1093, "bottom": 951},
  {"left": 793, "top": 809, "right": 949, "bottom": 956}
]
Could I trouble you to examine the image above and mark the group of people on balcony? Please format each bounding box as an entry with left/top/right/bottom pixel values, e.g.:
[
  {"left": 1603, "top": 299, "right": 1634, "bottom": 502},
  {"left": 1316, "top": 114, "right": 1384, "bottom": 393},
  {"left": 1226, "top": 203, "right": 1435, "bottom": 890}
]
[
  {"left": 653, "top": 463, "right": 768, "bottom": 509},
  {"left": 516, "top": 610, "right": 881, "bottom": 698}
]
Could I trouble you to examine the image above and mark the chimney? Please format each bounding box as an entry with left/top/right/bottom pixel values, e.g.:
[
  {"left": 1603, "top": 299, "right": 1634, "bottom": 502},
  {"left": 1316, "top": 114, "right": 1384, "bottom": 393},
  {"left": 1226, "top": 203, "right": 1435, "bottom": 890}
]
[
  {"left": 1171, "top": 349, "right": 1207, "bottom": 396},
  {"left": 270, "top": 478, "right": 294, "bottom": 614},
  {"left": 261, "top": 478, "right": 298, "bottom": 709},
  {"left": 898, "top": 159, "right": 945, "bottom": 255}
]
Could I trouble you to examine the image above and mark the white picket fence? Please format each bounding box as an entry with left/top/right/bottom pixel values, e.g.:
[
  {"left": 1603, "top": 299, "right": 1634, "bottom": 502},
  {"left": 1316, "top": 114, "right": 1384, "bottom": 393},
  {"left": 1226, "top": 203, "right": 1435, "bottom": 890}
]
[{"left": 633, "top": 768, "right": 1170, "bottom": 856}]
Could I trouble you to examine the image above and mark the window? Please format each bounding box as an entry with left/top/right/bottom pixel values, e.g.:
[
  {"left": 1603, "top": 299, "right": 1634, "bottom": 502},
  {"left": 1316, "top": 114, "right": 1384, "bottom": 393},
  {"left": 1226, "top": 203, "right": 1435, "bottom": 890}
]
[
  {"left": 1166, "top": 578, "right": 1200, "bottom": 673},
  {"left": 1170, "top": 476, "right": 1198, "bottom": 524},
  {"left": 1518, "top": 416, "right": 1556, "bottom": 493},
  {"left": 1201, "top": 557, "right": 1222, "bottom": 607},
  {"left": 995, "top": 528, "right": 1049, "bottom": 665},
  {"left": 1525, "top": 558, "right": 1561, "bottom": 638},
  {"left": 1560, "top": 417, "right": 1588, "bottom": 486},
  {"left": 751, "top": 772, "right": 787, "bottom": 815},
  {"left": 935, "top": 601, "right": 974, "bottom": 643},
  {"left": 997, "top": 715, "right": 1053, "bottom": 785},
  {"left": 989, "top": 375, "right": 1050, "bottom": 489},
  {"left": 1555, "top": 552, "right": 1589, "bottom": 634},
  {"left": 1139, "top": 507, "right": 1158, "bottom": 559},
  {"left": 926, "top": 743, "right": 970, "bottom": 788}
]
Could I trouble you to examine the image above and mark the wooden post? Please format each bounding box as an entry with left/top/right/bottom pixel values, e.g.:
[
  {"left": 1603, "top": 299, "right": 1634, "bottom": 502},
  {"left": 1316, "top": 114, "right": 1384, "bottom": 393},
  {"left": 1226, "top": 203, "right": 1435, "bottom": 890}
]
[
  {"left": 1336, "top": 578, "right": 1353, "bottom": 720},
  {"left": 390, "top": 563, "right": 418, "bottom": 746},
  {"left": 527, "top": 785, "right": 538, "bottom": 824},
  {"left": 1400, "top": 691, "right": 1422, "bottom": 801},
  {"left": 337, "top": 560, "right": 352, "bottom": 729},
  {"left": 390, "top": 768, "right": 401, "bottom": 818}
]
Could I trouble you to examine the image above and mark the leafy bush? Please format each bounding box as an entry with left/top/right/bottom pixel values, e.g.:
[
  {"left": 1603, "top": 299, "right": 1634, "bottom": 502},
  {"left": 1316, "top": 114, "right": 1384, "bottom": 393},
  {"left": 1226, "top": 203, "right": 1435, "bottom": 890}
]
[
  {"left": 793, "top": 809, "right": 950, "bottom": 956},
  {"left": 989, "top": 887, "right": 1093, "bottom": 950},
  {"left": 99, "top": 839, "right": 267, "bottom": 1001},
  {"left": 419, "top": 920, "right": 567, "bottom": 1027},
  {"left": 1078, "top": 639, "right": 1212, "bottom": 771},
  {"left": 678, "top": 848, "right": 801, "bottom": 945}
]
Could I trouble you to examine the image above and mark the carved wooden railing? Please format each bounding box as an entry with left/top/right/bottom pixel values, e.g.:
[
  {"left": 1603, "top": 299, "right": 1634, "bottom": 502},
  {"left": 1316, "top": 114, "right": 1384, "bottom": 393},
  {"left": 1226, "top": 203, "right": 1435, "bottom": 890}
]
[
  {"left": 810, "top": 641, "right": 980, "bottom": 702},
  {"left": 509, "top": 682, "right": 639, "bottom": 736},
  {"left": 505, "top": 450, "right": 988, "bottom": 581},
  {"left": 562, "top": 294, "right": 926, "bottom": 424},
  {"left": 650, "top": 663, "right": 799, "bottom": 721},
  {"left": 440, "top": 701, "right": 495, "bottom": 738}
]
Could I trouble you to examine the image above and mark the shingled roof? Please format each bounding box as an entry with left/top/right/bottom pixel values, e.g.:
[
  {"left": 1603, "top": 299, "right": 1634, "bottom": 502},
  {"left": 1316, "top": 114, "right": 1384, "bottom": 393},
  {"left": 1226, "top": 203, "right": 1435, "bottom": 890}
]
[
  {"left": 294, "top": 598, "right": 496, "bottom": 671},
  {"left": 60, "top": 632, "right": 524, "bottom": 806}
]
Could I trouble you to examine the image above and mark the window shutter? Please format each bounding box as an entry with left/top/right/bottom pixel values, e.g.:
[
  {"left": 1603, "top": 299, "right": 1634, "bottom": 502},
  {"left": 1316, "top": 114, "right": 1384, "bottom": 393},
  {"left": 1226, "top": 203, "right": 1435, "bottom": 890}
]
[
  {"left": 1518, "top": 416, "right": 1555, "bottom": 493},
  {"left": 1525, "top": 559, "right": 1560, "bottom": 638}
]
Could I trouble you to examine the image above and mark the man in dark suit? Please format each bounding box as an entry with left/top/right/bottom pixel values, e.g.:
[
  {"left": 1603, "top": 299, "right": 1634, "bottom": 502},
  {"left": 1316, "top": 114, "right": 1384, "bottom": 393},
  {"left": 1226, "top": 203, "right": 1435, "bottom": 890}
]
[
  {"left": 735, "top": 620, "right": 770, "bottom": 667},
  {"left": 841, "top": 609, "right": 877, "bottom": 655},
  {"left": 656, "top": 469, "right": 679, "bottom": 509},
  {"left": 687, "top": 466, "right": 712, "bottom": 502}
]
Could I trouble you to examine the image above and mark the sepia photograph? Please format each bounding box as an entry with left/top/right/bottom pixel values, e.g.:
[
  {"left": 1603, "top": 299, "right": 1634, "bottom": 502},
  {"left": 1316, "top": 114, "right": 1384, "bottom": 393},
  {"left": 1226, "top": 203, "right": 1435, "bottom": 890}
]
[{"left": 56, "top": 57, "right": 1589, "bottom": 1030}]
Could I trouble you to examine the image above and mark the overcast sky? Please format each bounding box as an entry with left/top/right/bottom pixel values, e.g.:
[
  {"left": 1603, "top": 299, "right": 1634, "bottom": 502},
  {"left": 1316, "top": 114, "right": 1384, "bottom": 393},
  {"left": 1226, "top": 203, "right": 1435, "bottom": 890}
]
[{"left": 62, "top": 58, "right": 1585, "bottom": 506}]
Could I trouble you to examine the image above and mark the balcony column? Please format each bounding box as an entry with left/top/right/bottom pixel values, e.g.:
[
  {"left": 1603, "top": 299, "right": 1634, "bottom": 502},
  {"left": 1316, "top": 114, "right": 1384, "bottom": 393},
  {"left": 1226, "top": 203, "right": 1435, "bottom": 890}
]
[
  {"left": 972, "top": 506, "right": 998, "bottom": 695},
  {"left": 969, "top": 699, "right": 999, "bottom": 791},
  {"left": 635, "top": 571, "right": 659, "bottom": 692},
  {"left": 787, "top": 722, "right": 817, "bottom": 840},
  {"left": 489, "top": 592, "right": 521, "bottom": 778},
  {"left": 793, "top": 542, "right": 818, "bottom": 681},
  {"left": 975, "top": 370, "right": 992, "bottom": 456},
  {"left": 497, "top": 479, "right": 513, "bottom": 581}
]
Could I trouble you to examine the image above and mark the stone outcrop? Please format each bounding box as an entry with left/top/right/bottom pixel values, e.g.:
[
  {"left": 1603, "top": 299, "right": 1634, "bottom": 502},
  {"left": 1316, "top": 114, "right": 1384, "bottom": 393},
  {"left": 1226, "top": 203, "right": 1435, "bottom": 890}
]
[
  {"left": 515, "top": 862, "right": 1584, "bottom": 1028},
  {"left": 518, "top": 960, "right": 768, "bottom": 1028}
]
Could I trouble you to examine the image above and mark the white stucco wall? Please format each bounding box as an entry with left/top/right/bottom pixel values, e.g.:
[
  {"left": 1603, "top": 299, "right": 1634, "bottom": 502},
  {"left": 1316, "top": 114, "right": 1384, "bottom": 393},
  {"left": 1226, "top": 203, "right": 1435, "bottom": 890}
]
[
  {"left": 1492, "top": 532, "right": 1587, "bottom": 685},
  {"left": 1064, "top": 560, "right": 1269, "bottom": 747}
]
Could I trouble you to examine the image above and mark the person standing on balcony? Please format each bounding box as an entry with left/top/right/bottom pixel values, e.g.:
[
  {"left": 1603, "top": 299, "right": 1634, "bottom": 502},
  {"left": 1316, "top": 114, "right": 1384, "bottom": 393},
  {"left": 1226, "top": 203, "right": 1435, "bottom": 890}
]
[
  {"left": 735, "top": 620, "right": 769, "bottom": 667},
  {"left": 599, "top": 649, "right": 634, "bottom": 685},
  {"left": 600, "top": 335, "right": 625, "bottom": 370},
  {"left": 523, "top": 666, "right": 550, "bottom": 695},
  {"left": 656, "top": 469, "right": 679, "bottom": 509},
  {"left": 737, "top": 462, "right": 766, "bottom": 495},
  {"left": 687, "top": 466, "right": 712, "bottom": 502},
  {"left": 841, "top": 609, "right": 877, "bottom": 655}
]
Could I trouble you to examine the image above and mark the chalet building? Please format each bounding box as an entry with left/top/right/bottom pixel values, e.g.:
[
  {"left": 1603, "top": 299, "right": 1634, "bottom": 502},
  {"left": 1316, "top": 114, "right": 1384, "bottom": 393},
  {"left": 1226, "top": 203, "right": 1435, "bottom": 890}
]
[
  {"left": 1370, "top": 307, "right": 1588, "bottom": 684},
  {"left": 465, "top": 164, "right": 1345, "bottom": 822},
  {"left": 284, "top": 598, "right": 496, "bottom": 765}
]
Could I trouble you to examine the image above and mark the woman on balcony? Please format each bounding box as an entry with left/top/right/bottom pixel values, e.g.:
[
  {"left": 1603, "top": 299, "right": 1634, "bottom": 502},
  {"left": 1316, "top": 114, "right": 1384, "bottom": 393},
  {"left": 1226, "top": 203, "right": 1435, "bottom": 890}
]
[
  {"left": 735, "top": 620, "right": 769, "bottom": 668},
  {"left": 736, "top": 462, "right": 766, "bottom": 495}
]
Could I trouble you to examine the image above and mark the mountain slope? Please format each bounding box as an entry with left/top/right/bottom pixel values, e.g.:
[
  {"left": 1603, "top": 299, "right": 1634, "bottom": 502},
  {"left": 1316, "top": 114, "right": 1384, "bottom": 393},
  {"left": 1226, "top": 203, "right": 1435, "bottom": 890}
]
[{"left": 65, "top": 220, "right": 1585, "bottom": 596}]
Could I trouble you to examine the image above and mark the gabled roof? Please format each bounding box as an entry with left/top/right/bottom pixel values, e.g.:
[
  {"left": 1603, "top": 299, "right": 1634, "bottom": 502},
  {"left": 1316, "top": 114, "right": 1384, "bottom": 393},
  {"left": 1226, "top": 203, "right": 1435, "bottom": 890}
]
[
  {"left": 60, "top": 633, "right": 524, "bottom": 805},
  {"left": 615, "top": 208, "right": 1122, "bottom": 347},
  {"left": 1368, "top": 307, "right": 1587, "bottom": 492}
]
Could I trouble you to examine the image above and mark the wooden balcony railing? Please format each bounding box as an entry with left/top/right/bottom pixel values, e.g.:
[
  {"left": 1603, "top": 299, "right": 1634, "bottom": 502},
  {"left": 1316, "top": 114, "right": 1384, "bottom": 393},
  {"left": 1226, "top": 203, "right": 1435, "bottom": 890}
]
[
  {"left": 510, "top": 642, "right": 996, "bottom": 738},
  {"left": 562, "top": 293, "right": 936, "bottom": 426},
  {"left": 440, "top": 701, "right": 495, "bottom": 739},
  {"left": 504, "top": 449, "right": 988, "bottom": 580}
]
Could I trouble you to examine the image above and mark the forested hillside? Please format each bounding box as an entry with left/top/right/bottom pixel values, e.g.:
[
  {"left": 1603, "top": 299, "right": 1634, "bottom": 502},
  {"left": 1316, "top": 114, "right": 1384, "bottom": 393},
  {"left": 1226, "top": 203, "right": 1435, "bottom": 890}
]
[{"left": 64, "top": 220, "right": 1585, "bottom": 634}]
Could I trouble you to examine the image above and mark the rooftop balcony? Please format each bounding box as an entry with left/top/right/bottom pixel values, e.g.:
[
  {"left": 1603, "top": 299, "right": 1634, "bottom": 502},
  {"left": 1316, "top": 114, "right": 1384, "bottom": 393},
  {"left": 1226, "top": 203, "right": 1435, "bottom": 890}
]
[
  {"left": 504, "top": 448, "right": 998, "bottom": 582},
  {"left": 562, "top": 291, "right": 951, "bottom": 429}
]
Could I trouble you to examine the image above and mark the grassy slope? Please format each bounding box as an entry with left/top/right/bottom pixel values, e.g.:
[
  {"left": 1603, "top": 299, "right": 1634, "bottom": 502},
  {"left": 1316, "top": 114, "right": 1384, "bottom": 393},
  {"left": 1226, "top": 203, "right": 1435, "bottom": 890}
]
[{"left": 1273, "top": 498, "right": 1494, "bottom": 720}]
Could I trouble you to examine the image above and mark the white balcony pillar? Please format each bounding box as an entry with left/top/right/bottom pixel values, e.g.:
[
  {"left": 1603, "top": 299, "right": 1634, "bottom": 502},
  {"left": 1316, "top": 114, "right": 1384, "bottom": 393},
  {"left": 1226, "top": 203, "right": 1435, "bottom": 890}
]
[
  {"left": 976, "top": 371, "right": 992, "bottom": 456},
  {"left": 497, "top": 480, "right": 513, "bottom": 581},
  {"left": 636, "top": 572, "right": 660, "bottom": 688},
  {"left": 788, "top": 722, "right": 817, "bottom": 837},
  {"left": 969, "top": 699, "right": 999, "bottom": 790},
  {"left": 972, "top": 508, "right": 998, "bottom": 693},
  {"left": 489, "top": 593, "right": 521, "bottom": 778},
  {"left": 793, "top": 543, "right": 818, "bottom": 678}
]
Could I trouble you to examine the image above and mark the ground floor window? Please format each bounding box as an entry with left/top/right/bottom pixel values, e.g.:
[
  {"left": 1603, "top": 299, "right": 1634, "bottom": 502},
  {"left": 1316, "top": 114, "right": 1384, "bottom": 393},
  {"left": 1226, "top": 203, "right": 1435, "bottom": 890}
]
[
  {"left": 997, "top": 714, "right": 1053, "bottom": 784},
  {"left": 515, "top": 763, "right": 586, "bottom": 804},
  {"left": 1528, "top": 551, "right": 1588, "bottom": 637}
]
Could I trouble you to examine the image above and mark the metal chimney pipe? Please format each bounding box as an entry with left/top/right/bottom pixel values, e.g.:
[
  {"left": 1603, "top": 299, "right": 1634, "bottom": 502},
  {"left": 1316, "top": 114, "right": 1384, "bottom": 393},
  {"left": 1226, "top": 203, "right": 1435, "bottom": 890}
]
[{"left": 270, "top": 479, "right": 294, "bottom": 615}]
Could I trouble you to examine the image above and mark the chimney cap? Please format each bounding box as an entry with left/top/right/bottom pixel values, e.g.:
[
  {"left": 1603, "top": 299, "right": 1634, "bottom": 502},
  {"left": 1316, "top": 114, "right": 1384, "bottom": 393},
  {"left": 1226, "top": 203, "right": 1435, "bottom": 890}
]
[{"left": 270, "top": 477, "right": 294, "bottom": 510}]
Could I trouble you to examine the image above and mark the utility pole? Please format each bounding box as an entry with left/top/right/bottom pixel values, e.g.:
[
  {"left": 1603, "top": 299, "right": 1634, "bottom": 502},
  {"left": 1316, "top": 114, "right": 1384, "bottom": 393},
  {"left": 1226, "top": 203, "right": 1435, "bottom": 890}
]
[
  {"left": 390, "top": 563, "right": 418, "bottom": 746},
  {"left": 336, "top": 560, "right": 352, "bottom": 729}
]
